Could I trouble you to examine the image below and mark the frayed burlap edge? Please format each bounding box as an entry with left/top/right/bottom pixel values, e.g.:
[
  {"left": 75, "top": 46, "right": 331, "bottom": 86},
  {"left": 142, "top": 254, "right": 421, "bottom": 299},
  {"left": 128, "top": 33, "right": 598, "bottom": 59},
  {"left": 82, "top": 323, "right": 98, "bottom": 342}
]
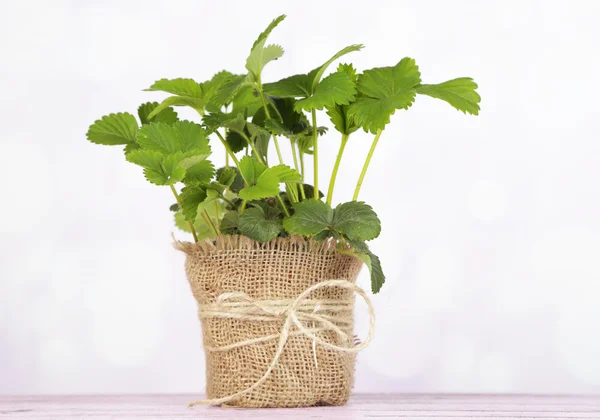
[{"left": 173, "top": 234, "right": 351, "bottom": 256}]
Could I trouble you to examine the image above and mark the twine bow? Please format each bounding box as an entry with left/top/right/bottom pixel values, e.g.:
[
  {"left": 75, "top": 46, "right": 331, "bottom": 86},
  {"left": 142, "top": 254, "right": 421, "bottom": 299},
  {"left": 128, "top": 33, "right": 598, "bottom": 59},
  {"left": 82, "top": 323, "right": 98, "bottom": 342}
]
[{"left": 189, "top": 279, "right": 375, "bottom": 407}]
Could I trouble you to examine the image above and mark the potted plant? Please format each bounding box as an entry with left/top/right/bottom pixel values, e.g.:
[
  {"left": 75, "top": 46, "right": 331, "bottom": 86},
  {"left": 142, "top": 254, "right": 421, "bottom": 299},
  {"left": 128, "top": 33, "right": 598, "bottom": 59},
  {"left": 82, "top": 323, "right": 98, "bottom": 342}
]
[{"left": 86, "top": 15, "right": 480, "bottom": 408}]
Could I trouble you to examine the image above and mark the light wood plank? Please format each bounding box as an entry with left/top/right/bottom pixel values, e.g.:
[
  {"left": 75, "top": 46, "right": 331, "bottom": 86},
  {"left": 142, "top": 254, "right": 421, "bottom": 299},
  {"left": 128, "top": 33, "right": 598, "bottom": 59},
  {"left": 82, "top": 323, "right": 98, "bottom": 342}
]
[{"left": 0, "top": 394, "right": 599, "bottom": 419}]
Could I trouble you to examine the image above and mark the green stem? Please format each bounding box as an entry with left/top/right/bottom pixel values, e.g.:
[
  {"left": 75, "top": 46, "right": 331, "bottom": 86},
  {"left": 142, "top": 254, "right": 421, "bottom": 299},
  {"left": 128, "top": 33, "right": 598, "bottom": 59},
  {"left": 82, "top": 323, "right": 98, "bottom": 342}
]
[
  {"left": 237, "top": 130, "right": 265, "bottom": 165},
  {"left": 327, "top": 133, "right": 349, "bottom": 205},
  {"left": 276, "top": 194, "right": 291, "bottom": 217},
  {"left": 213, "top": 201, "right": 220, "bottom": 230},
  {"left": 273, "top": 136, "right": 284, "bottom": 164},
  {"left": 240, "top": 200, "right": 247, "bottom": 212},
  {"left": 215, "top": 131, "right": 239, "bottom": 167},
  {"left": 311, "top": 109, "right": 319, "bottom": 200},
  {"left": 353, "top": 129, "right": 383, "bottom": 201},
  {"left": 220, "top": 194, "right": 235, "bottom": 208},
  {"left": 290, "top": 140, "right": 305, "bottom": 200},
  {"left": 170, "top": 184, "right": 198, "bottom": 242},
  {"left": 299, "top": 151, "right": 306, "bottom": 189},
  {"left": 258, "top": 86, "right": 285, "bottom": 165},
  {"left": 201, "top": 210, "right": 219, "bottom": 236}
]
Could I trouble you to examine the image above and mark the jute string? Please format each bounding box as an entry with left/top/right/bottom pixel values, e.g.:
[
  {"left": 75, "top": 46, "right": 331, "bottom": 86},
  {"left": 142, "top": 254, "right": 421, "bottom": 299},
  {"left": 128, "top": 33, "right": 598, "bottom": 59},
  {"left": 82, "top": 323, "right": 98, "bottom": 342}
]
[{"left": 189, "top": 279, "right": 375, "bottom": 407}]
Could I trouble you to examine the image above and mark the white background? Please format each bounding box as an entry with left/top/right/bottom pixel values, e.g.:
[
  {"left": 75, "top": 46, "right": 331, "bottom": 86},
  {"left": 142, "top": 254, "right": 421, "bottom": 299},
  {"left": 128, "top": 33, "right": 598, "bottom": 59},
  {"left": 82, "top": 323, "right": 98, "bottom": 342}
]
[{"left": 1, "top": 0, "right": 600, "bottom": 395}]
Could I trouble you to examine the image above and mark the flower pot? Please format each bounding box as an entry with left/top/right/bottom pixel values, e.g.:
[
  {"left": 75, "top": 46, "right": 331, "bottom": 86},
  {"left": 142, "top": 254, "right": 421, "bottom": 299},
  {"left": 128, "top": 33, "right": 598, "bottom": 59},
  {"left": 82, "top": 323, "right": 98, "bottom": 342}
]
[{"left": 175, "top": 235, "right": 366, "bottom": 408}]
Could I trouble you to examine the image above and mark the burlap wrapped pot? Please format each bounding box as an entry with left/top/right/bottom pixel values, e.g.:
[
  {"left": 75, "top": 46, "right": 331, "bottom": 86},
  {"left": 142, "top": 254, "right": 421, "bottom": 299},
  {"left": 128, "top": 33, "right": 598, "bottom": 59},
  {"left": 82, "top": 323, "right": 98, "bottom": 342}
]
[{"left": 175, "top": 235, "right": 372, "bottom": 408}]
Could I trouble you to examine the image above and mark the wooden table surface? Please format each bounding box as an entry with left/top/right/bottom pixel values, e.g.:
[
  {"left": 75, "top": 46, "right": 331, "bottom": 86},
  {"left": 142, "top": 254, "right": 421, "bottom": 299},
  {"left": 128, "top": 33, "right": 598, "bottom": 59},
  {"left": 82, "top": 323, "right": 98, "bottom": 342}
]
[{"left": 1, "top": 394, "right": 599, "bottom": 419}]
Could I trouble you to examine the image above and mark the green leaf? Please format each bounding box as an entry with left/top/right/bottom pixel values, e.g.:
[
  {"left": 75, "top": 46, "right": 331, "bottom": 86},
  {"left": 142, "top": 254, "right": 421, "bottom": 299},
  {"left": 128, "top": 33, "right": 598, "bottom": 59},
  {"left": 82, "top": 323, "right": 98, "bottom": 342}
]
[
  {"left": 225, "top": 130, "right": 248, "bottom": 153},
  {"left": 145, "top": 78, "right": 208, "bottom": 117},
  {"left": 212, "top": 74, "right": 251, "bottom": 108},
  {"left": 172, "top": 120, "right": 210, "bottom": 153},
  {"left": 137, "top": 102, "right": 178, "bottom": 125},
  {"left": 180, "top": 186, "right": 207, "bottom": 222},
  {"left": 259, "top": 97, "right": 308, "bottom": 135},
  {"left": 325, "top": 64, "right": 359, "bottom": 135},
  {"left": 366, "top": 251, "right": 385, "bottom": 293},
  {"left": 155, "top": 152, "right": 189, "bottom": 185},
  {"left": 145, "top": 78, "right": 203, "bottom": 97},
  {"left": 126, "top": 149, "right": 164, "bottom": 170},
  {"left": 348, "top": 58, "right": 422, "bottom": 133},
  {"left": 416, "top": 77, "right": 480, "bottom": 115},
  {"left": 136, "top": 121, "right": 210, "bottom": 155},
  {"left": 262, "top": 45, "right": 362, "bottom": 99},
  {"left": 202, "top": 111, "right": 234, "bottom": 133},
  {"left": 202, "top": 70, "right": 236, "bottom": 111},
  {"left": 202, "top": 181, "right": 227, "bottom": 195},
  {"left": 238, "top": 207, "right": 282, "bottom": 242},
  {"left": 216, "top": 167, "right": 237, "bottom": 187},
  {"left": 238, "top": 163, "right": 301, "bottom": 200},
  {"left": 245, "top": 15, "right": 286, "bottom": 80},
  {"left": 246, "top": 44, "right": 284, "bottom": 80},
  {"left": 238, "top": 156, "right": 267, "bottom": 185},
  {"left": 238, "top": 170, "right": 279, "bottom": 200},
  {"left": 326, "top": 104, "right": 358, "bottom": 135},
  {"left": 300, "top": 184, "right": 324, "bottom": 201},
  {"left": 308, "top": 44, "right": 364, "bottom": 91},
  {"left": 175, "top": 211, "right": 192, "bottom": 233},
  {"left": 150, "top": 96, "right": 208, "bottom": 118},
  {"left": 267, "top": 164, "right": 302, "bottom": 182},
  {"left": 332, "top": 201, "right": 381, "bottom": 241},
  {"left": 87, "top": 112, "right": 138, "bottom": 146},
  {"left": 251, "top": 14, "right": 286, "bottom": 51},
  {"left": 142, "top": 167, "right": 180, "bottom": 185},
  {"left": 183, "top": 160, "right": 215, "bottom": 185},
  {"left": 216, "top": 166, "right": 245, "bottom": 193},
  {"left": 193, "top": 199, "right": 224, "bottom": 241},
  {"left": 337, "top": 63, "right": 358, "bottom": 83},
  {"left": 283, "top": 199, "right": 333, "bottom": 236},
  {"left": 232, "top": 85, "right": 263, "bottom": 116},
  {"left": 220, "top": 211, "right": 240, "bottom": 232},
  {"left": 345, "top": 239, "right": 385, "bottom": 293},
  {"left": 136, "top": 123, "right": 177, "bottom": 154},
  {"left": 263, "top": 73, "right": 311, "bottom": 98},
  {"left": 169, "top": 203, "right": 180, "bottom": 212},
  {"left": 355, "top": 249, "right": 385, "bottom": 294},
  {"left": 126, "top": 149, "right": 209, "bottom": 186},
  {"left": 123, "top": 142, "right": 140, "bottom": 155},
  {"left": 294, "top": 71, "right": 356, "bottom": 111}
]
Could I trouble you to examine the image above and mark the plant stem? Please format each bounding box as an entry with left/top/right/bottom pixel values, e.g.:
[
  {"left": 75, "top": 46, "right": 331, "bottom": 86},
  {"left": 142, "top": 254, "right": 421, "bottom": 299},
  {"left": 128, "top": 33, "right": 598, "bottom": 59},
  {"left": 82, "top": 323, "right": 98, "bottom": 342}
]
[
  {"left": 237, "top": 130, "right": 265, "bottom": 165},
  {"left": 353, "top": 129, "right": 383, "bottom": 201},
  {"left": 311, "top": 109, "right": 319, "bottom": 200},
  {"left": 215, "top": 131, "right": 239, "bottom": 167},
  {"left": 170, "top": 184, "right": 198, "bottom": 242},
  {"left": 213, "top": 201, "right": 220, "bottom": 230},
  {"left": 220, "top": 194, "right": 235, "bottom": 208},
  {"left": 258, "top": 86, "right": 297, "bottom": 212},
  {"left": 276, "top": 194, "right": 291, "bottom": 217},
  {"left": 300, "top": 149, "right": 306, "bottom": 177},
  {"left": 240, "top": 199, "right": 247, "bottom": 212},
  {"left": 327, "top": 133, "right": 349, "bottom": 205},
  {"left": 272, "top": 136, "right": 284, "bottom": 164},
  {"left": 201, "top": 209, "right": 219, "bottom": 236},
  {"left": 290, "top": 140, "right": 306, "bottom": 200}
]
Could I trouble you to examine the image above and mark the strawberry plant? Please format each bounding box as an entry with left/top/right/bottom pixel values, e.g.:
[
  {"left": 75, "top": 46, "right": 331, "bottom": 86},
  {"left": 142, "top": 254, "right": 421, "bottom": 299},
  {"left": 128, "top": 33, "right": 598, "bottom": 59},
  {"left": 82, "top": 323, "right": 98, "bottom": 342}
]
[{"left": 86, "top": 15, "right": 480, "bottom": 293}]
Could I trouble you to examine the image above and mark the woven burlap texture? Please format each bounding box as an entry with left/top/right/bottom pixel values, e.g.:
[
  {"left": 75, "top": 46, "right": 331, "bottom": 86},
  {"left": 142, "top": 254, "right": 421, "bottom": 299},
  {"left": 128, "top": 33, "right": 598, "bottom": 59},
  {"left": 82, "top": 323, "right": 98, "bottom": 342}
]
[{"left": 176, "top": 235, "right": 364, "bottom": 408}]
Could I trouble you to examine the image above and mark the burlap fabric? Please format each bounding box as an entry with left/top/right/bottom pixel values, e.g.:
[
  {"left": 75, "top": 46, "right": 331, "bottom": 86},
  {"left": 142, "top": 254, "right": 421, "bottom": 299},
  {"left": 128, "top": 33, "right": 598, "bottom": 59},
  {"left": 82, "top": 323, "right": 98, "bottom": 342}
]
[{"left": 175, "top": 235, "right": 364, "bottom": 408}]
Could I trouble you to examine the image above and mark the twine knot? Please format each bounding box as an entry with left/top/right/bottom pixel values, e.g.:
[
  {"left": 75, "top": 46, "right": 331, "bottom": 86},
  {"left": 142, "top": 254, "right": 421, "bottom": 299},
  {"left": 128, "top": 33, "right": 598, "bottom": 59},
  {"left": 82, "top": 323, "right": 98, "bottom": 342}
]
[{"left": 189, "top": 279, "right": 375, "bottom": 407}]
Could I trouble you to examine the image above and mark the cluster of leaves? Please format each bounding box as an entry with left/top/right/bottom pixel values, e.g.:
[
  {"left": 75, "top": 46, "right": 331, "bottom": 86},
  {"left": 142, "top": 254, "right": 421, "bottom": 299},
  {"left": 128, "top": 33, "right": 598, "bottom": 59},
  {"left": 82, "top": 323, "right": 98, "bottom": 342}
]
[{"left": 86, "top": 15, "right": 480, "bottom": 293}]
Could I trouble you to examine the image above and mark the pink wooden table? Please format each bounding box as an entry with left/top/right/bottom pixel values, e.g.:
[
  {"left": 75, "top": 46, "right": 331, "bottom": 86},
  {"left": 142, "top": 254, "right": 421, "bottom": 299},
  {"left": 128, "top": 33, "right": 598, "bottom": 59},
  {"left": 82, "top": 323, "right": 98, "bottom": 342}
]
[{"left": 1, "top": 394, "right": 599, "bottom": 419}]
